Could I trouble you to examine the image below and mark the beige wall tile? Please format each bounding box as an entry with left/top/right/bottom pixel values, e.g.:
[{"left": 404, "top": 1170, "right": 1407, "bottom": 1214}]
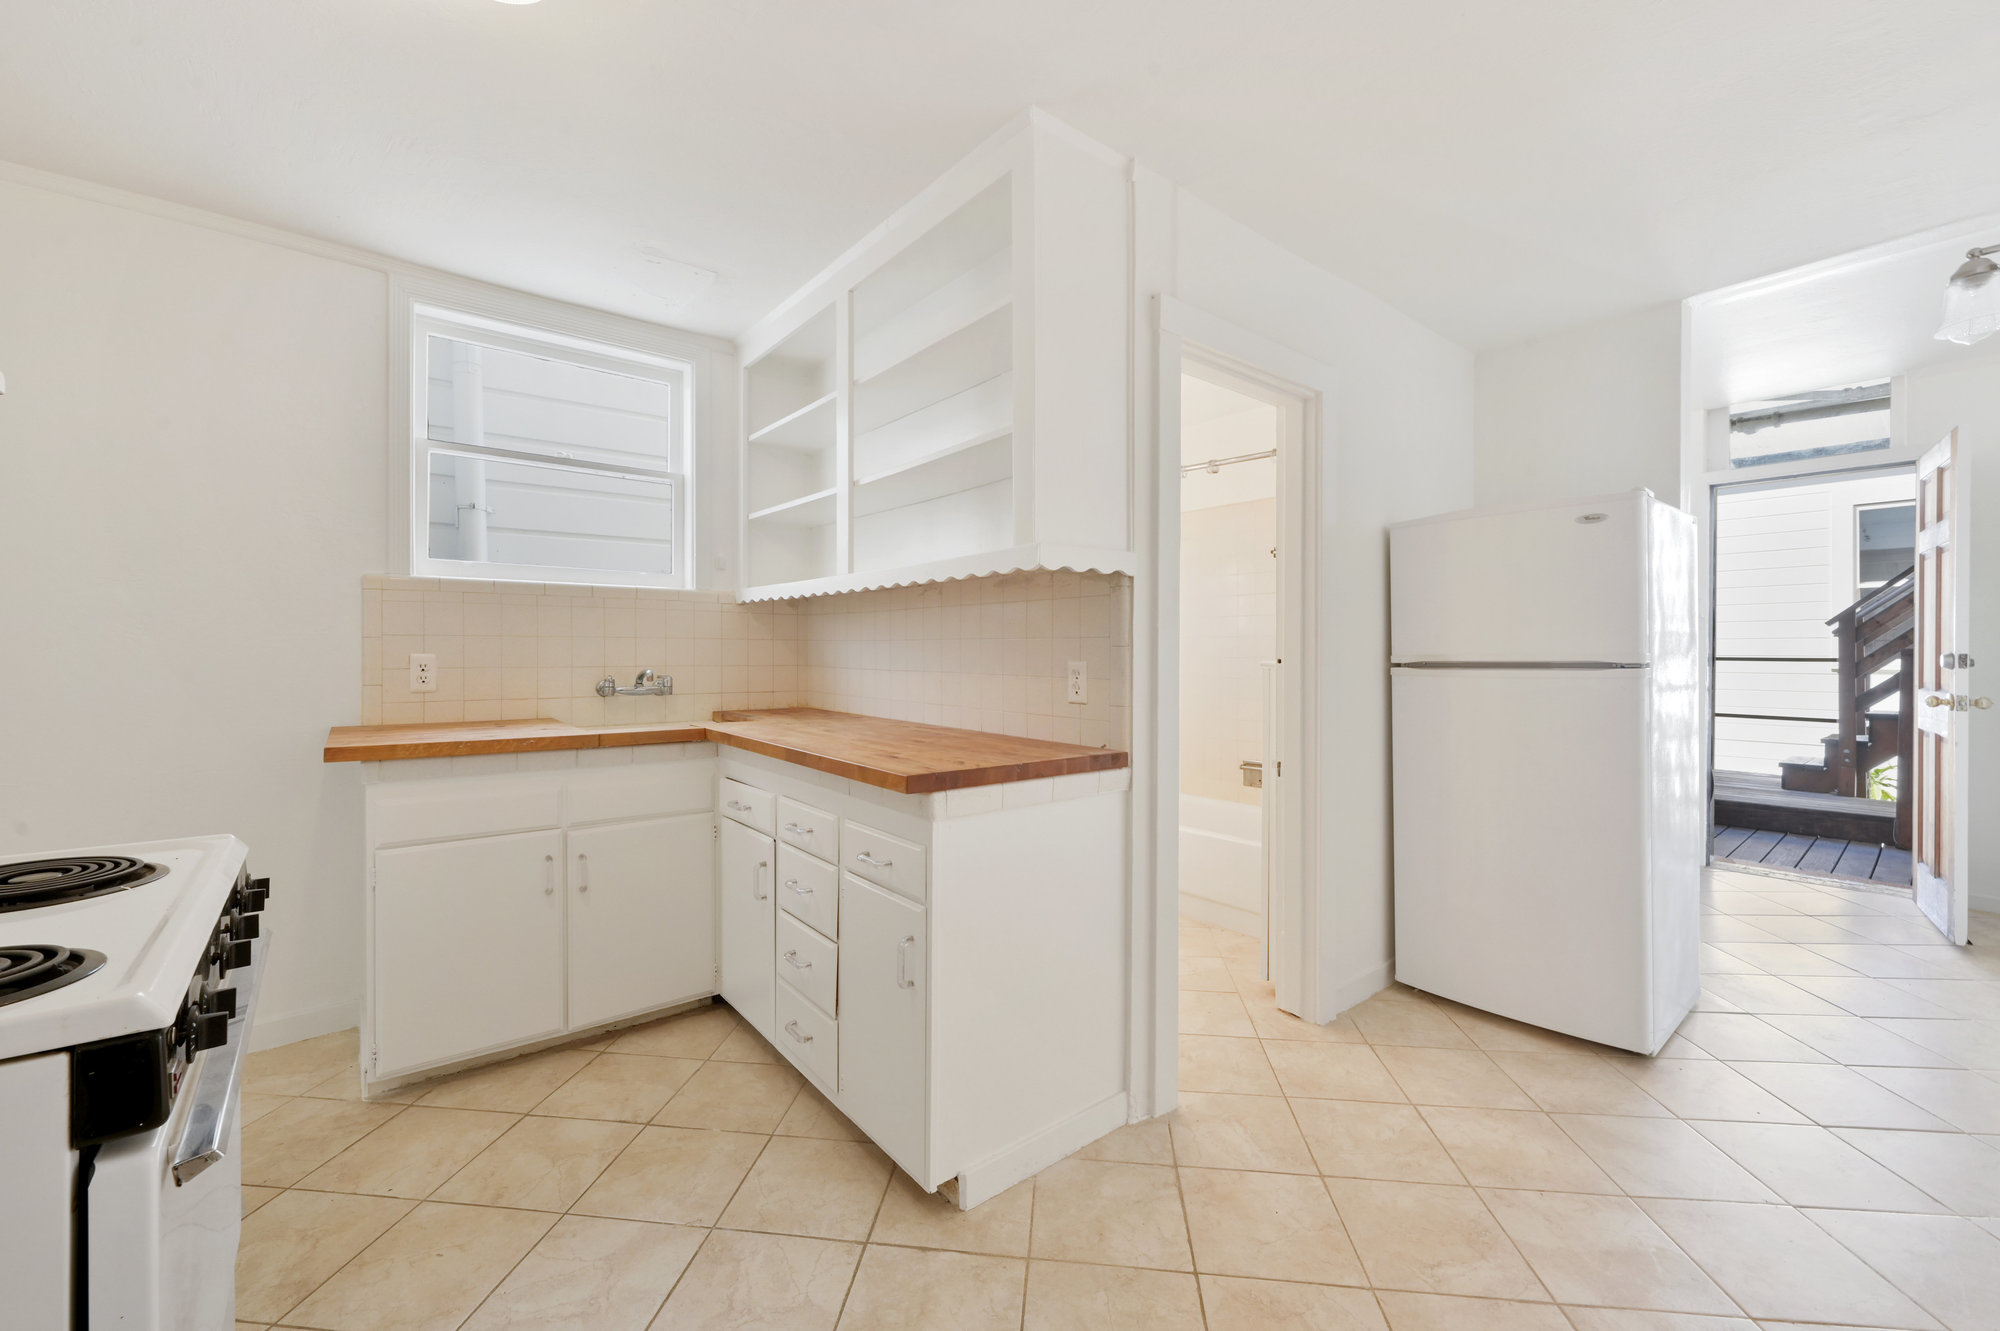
[{"left": 1179, "top": 498, "right": 1275, "bottom": 804}]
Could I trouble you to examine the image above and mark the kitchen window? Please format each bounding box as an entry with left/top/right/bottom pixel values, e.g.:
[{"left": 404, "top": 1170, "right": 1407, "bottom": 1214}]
[{"left": 409, "top": 306, "right": 694, "bottom": 588}]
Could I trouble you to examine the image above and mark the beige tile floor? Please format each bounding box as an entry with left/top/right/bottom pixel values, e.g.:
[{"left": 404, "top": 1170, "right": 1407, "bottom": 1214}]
[{"left": 235, "top": 867, "right": 2000, "bottom": 1330}]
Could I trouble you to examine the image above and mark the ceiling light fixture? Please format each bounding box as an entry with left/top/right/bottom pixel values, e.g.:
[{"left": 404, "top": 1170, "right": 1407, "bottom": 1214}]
[{"left": 1935, "top": 243, "right": 2000, "bottom": 345}]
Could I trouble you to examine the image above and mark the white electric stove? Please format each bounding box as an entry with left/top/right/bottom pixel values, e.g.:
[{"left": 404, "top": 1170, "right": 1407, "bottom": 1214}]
[{"left": 0, "top": 834, "right": 265, "bottom": 1330}]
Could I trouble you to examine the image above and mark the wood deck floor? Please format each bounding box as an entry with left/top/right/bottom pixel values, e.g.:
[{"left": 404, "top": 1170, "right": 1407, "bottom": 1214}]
[{"left": 1714, "top": 824, "right": 1913, "bottom": 888}]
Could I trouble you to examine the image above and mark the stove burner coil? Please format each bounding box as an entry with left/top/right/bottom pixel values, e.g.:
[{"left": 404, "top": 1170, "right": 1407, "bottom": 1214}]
[
  {"left": 0, "top": 855, "right": 168, "bottom": 914},
  {"left": 0, "top": 945, "right": 106, "bottom": 1006}
]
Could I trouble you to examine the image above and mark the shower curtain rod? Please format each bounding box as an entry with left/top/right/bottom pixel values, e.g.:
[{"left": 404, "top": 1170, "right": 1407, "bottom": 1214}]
[{"left": 1181, "top": 447, "right": 1277, "bottom": 476}]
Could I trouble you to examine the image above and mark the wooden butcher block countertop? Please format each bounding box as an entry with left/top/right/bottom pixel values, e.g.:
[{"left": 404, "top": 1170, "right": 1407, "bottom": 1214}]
[{"left": 323, "top": 708, "right": 1127, "bottom": 794}]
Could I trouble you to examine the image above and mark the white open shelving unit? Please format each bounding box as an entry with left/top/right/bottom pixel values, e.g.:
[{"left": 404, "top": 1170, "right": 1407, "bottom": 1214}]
[{"left": 736, "top": 113, "right": 1137, "bottom": 601}]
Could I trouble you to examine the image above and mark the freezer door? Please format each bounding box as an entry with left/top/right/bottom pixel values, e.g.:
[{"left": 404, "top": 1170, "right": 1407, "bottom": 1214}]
[
  {"left": 1390, "top": 492, "right": 1650, "bottom": 664},
  {"left": 1391, "top": 665, "right": 1691, "bottom": 1053}
]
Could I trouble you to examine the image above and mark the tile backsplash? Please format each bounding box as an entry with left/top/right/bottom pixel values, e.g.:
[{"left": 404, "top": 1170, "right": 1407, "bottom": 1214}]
[
  {"left": 361, "top": 577, "right": 802, "bottom": 727},
  {"left": 361, "top": 570, "right": 1131, "bottom": 749},
  {"left": 797, "top": 571, "right": 1131, "bottom": 748}
]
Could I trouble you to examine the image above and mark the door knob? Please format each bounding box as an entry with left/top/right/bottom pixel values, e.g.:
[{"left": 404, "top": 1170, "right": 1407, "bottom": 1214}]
[
  {"left": 1975, "top": 697, "right": 1993, "bottom": 710},
  {"left": 1925, "top": 694, "right": 1951, "bottom": 708}
]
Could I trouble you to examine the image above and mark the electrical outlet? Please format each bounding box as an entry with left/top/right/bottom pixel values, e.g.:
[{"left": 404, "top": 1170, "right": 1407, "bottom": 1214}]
[
  {"left": 409, "top": 653, "right": 438, "bottom": 693},
  {"left": 1066, "top": 660, "right": 1088, "bottom": 704}
]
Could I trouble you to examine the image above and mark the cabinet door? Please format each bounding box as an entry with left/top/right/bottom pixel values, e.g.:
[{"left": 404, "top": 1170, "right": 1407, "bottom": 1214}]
[
  {"left": 568, "top": 814, "right": 716, "bottom": 1030},
  {"left": 718, "top": 817, "right": 777, "bottom": 1039},
  {"left": 374, "top": 829, "right": 565, "bottom": 1078},
  {"left": 838, "top": 874, "right": 926, "bottom": 1170}
]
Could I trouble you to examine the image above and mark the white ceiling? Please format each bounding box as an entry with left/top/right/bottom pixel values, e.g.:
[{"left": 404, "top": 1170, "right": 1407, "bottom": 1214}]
[
  {"left": 1691, "top": 217, "right": 2000, "bottom": 409},
  {"left": 6, "top": 1, "right": 2000, "bottom": 349}
]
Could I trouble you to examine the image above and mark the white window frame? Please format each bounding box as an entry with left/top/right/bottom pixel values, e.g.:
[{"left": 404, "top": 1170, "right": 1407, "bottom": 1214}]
[{"left": 392, "top": 276, "right": 715, "bottom": 590}]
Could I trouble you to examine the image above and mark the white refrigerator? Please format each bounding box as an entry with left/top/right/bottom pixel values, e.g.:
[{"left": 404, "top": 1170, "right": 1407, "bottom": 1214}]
[{"left": 1389, "top": 489, "right": 1703, "bottom": 1055}]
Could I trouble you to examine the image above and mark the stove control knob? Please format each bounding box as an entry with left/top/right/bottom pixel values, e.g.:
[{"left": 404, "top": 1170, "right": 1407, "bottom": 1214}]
[
  {"left": 191, "top": 1009, "right": 229, "bottom": 1053},
  {"left": 203, "top": 987, "right": 237, "bottom": 1020},
  {"left": 230, "top": 911, "right": 261, "bottom": 940},
  {"left": 217, "top": 938, "right": 253, "bottom": 974},
  {"left": 243, "top": 878, "right": 270, "bottom": 912}
]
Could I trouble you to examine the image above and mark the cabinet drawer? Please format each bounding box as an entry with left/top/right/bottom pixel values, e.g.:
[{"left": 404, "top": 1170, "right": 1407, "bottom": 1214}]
[
  {"left": 777, "top": 797, "right": 838, "bottom": 864},
  {"left": 777, "top": 910, "right": 838, "bottom": 1017},
  {"left": 775, "top": 980, "right": 837, "bottom": 1087},
  {"left": 842, "top": 819, "right": 925, "bottom": 903},
  {"left": 718, "top": 778, "right": 775, "bottom": 833},
  {"left": 372, "top": 782, "right": 561, "bottom": 847},
  {"left": 568, "top": 763, "right": 711, "bottom": 825},
  {"left": 777, "top": 845, "right": 838, "bottom": 939}
]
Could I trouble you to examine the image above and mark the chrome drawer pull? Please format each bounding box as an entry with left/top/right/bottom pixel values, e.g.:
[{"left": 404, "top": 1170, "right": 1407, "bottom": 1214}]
[
  {"left": 897, "top": 935, "right": 917, "bottom": 989},
  {"left": 784, "top": 879, "right": 813, "bottom": 896},
  {"left": 753, "top": 860, "right": 769, "bottom": 900},
  {"left": 855, "top": 851, "right": 894, "bottom": 870},
  {"left": 576, "top": 852, "right": 589, "bottom": 892},
  {"left": 782, "top": 949, "right": 812, "bottom": 970},
  {"left": 784, "top": 1020, "right": 813, "bottom": 1044},
  {"left": 543, "top": 854, "right": 555, "bottom": 896},
  {"left": 783, "top": 821, "right": 814, "bottom": 836},
  {"left": 727, "top": 799, "right": 753, "bottom": 813}
]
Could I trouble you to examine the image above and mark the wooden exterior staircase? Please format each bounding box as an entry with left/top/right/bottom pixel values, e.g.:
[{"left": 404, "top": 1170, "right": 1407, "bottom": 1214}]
[{"left": 1775, "top": 566, "right": 1914, "bottom": 849}]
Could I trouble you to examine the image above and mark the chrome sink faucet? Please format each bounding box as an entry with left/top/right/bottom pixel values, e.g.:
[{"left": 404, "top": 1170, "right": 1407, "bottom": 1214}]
[{"left": 597, "top": 668, "right": 673, "bottom": 697}]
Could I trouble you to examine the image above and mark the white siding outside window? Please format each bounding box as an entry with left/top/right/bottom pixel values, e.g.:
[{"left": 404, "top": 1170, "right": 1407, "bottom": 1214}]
[{"left": 410, "top": 310, "right": 693, "bottom": 588}]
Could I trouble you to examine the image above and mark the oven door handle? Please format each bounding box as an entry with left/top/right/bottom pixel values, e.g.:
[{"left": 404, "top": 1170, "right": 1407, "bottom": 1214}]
[{"left": 171, "top": 922, "right": 267, "bottom": 1186}]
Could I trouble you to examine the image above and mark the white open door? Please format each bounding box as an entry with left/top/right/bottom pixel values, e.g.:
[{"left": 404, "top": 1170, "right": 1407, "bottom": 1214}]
[{"left": 1913, "top": 431, "right": 1977, "bottom": 943}]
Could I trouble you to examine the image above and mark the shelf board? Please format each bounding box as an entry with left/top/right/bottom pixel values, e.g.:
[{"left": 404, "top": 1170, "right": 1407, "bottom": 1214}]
[
  {"left": 855, "top": 371, "right": 1010, "bottom": 479},
  {"left": 854, "top": 433, "right": 1012, "bottom": 518},
  {"left": 746, "top": 487, "right": 837, "bottom": 527},
  {"left": 854, "top": 248, "right": 1011, "bottom": 385},
  {"left": 748, "top": 392, "right": 837, "bottom": 449}
]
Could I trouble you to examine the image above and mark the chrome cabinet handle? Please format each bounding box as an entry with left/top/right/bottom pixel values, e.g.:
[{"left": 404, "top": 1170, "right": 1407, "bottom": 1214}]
[
  {"left": 783, "top": 821, "right": 814, "bottom": 836},
  {"left": 543, "top": 854, "right": 555, "bottom": 896},
  {"left": 784, "top": 879, "right": 813, "bottom": 896},
  {"left": 896, "top": 935, "right": 916, "bottom": 989},
  {"left": 753, "top": 860, "right": 769, "bottom": 900},
  {"left": 855, "top": 850, "right": 894, "bottom": 870},
  {"left": 576, "top": 852, "right": 589, "bottom": 892},
  {"left": 784, "top": 1020, "right": 813, "bottom": 1044},
  {"left": 727, "top": 799, "right": 752, "bottom": 813},
  {"left": 782, "top": 949, "right": 812, "bottom": 970}
]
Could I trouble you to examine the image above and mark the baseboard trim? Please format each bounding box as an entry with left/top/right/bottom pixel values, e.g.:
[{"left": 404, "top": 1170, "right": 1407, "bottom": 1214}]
[
  {"left": 249, "top": 1001, "right": 359, "bottom": 1053},
  {"left": 1178, "top": 892, "right": 1260, "bottom": 938},
  {"left": 955, "top": 1090, "right": 1129, "bottom": 1210},
  {"left": 1324, "top": 960, "right": 1393, "bottom": 1022}
]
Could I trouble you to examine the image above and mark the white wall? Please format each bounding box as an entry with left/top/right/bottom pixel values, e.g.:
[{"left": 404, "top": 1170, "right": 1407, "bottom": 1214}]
[
  {"left": 1475, "top": 303, "right": 1683, "bottom": 507},
  {"left": 0, "top": 170, "right": 729, "bottom": 1046},
  {"left": 1145, "top": 187, "right": 1478, "bottom": 1016},
  {"left": 0, "top": 178, "right": 386, "bottom": 1044}
]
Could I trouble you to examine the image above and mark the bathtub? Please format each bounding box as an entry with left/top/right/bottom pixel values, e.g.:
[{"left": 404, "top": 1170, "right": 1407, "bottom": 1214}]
[{"left": 1179, "top": 792, "right": 1264, "bottom": 937}]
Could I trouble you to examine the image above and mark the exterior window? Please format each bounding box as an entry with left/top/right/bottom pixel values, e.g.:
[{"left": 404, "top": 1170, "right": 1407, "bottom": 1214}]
[
  {"left": 411, "top": 310, "right": 691, "bottom": 587},
  {"left": 1727, "top": 381, "right": 1890, "bottom": 469}
]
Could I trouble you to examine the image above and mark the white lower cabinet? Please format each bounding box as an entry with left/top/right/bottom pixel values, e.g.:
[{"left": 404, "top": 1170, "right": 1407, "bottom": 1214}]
[
  {"left": 363, "top": 744, "right": 1129, "bottom": 1210},
  {"left": 365, "top": 754, "right": 719, "bottom": 1085},
  {"left": 374, "top": 829, "right": 567, "bottom": 1076},
  {"left": 717, "top": 816, "right": 776, "bottom": 1040},
  {"left": 837, "top": 875, "right": 927, "bottom": 1172},
  {"left": 568, "top": 813, "right": 716, "bottom": 1030}
]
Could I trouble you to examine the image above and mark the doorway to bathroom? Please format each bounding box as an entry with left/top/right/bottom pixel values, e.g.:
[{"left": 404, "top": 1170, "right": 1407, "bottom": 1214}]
[{"left": 1176, "top": 373, "right": 1280, "bottom": 946}]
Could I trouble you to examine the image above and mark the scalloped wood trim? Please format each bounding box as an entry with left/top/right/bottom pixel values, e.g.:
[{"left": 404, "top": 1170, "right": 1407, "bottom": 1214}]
[{"left": 735, "top": 543, "right": 1136, "bottom": 603}]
